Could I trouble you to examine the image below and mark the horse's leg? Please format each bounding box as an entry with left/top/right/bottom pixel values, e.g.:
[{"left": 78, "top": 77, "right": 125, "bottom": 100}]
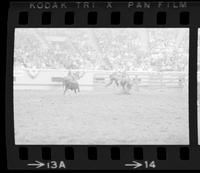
[
  {"left": 124, "top": 83, "right": 128, "bottom": 94},
  {"left": 105, "top": 80, "right": 113, "bottom": 87},
  {"left": 122, "top": 83, "right": 126, "bottom": 93},
  {"left": 63, "top": 81, "right": 65, "bottom": 93},
  {"left": 64, "top": 87, "right": 67, "bottom": 95},
  {"left": 115, "top": 79, "right": 119, "bottom": 86}
]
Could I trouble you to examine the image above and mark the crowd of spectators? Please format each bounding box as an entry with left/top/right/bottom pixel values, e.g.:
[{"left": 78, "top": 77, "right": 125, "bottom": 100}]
[{"left": 14, "top": 29, "right": 189, "bottom": 72}]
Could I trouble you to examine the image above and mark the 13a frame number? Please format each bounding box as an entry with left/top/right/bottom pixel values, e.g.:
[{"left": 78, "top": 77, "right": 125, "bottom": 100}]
[{"left": 46, "top": 161, "right": 66, "bottom": 169}]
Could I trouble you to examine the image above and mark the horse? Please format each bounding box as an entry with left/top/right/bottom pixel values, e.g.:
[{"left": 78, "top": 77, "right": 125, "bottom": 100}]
[
  {"left": 119, "top": 75, "right": 134, "bottom": 94},
  {"left": 63, "top": 77, "right": 80, "bottom": 94},
  {"left": 106, "top": 71, "right": 140, "bottom": 94},
  {"left": 63, "top": 70, "right": 85, "bottom": 94},
  {"left": 105, "top": 72, "right": 121, "bottom": 87}
]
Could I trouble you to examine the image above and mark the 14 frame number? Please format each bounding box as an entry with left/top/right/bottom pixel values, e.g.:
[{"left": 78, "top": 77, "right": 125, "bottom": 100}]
[
  {"left": 125, "top": 160, "right": 156, "bottom": 169},
  {"left": 144, "top": 161, "right": 156, "bottom": 168}
]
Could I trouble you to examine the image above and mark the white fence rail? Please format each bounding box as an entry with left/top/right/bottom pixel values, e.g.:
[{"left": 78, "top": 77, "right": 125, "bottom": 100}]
[{"left": 14, "top": 68, "right": 188, "bottom": 90}]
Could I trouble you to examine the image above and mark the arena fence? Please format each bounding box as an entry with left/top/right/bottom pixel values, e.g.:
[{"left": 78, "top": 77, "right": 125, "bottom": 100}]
[{"left": 13, "top": 68, "right": 188, "bottom": 90}]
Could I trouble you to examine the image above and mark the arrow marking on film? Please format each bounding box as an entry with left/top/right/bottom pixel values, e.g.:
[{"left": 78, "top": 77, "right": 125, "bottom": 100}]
[
  {"left": 27, "top": 160, "right": 45, "bottom": 168},
  {"left": 125, "top": 161, "right": 143, "bottom": 169}
]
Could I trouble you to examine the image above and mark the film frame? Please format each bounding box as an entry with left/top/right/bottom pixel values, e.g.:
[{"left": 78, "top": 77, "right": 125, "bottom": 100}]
[{"left": 5, "top": 0, "right": 200, "bottom": 170}]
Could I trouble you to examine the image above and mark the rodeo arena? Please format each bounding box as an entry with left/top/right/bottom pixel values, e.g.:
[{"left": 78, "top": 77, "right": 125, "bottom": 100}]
[{"left": 14, "top": 28, "right": 189, "bottom": 145}]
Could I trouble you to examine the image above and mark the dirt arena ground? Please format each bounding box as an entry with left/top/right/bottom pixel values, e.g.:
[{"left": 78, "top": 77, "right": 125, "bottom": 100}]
[{"left": 14, "top": 86, "right": 189, "bottom": 145}]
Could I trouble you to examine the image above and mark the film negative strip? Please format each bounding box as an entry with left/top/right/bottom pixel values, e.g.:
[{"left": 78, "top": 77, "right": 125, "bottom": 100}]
[{"left": 5, "top": 0, "right": 200, "bottom": 170}]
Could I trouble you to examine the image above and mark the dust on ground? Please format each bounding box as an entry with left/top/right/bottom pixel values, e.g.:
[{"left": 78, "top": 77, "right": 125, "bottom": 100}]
[{"left": 14, "top": 86, "right": 189, "bottom": 145}]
